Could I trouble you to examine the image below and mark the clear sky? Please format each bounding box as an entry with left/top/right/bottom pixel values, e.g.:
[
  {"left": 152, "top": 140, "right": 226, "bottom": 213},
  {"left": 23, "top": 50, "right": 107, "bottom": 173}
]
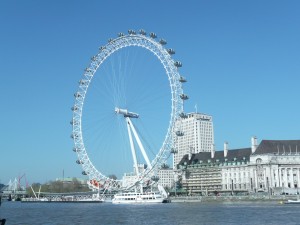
[{"left": 0, "top": 0, "right": 299, "bottom": 185}]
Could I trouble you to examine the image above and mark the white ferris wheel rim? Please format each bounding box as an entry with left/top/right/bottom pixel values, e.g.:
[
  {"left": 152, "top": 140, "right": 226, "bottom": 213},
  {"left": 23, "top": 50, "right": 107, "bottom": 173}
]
[{"left": 71, "top": 30, "right": 184, "bottom": 189}]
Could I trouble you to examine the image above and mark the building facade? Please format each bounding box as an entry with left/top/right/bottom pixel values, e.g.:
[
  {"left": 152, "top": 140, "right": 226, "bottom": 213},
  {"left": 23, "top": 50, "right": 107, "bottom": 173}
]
[
  {"left": 249, "top": 140, "right": 300, "bottom": 195},
  {"left": 179, "top": 146, "right": 251, "bottom": 195},
  {"left": 122, "top": 164, "right": 147, "bottom": 188},
  {"left": 157, "top": 168, "right": 174, "bottom": 189},
  {"left": 178, "top": 139, "right": 300, "bottom": 195},
  {"left": 174, "top": 112, "right": 214, "bottom": 168}
]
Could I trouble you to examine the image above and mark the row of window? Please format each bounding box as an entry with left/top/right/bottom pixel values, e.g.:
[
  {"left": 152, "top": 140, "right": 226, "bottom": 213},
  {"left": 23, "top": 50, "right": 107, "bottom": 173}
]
[
  {"left": 224, "top": 183, "right": 248, "bottom": 190},
  {"left": 118, "top": 197, "right": 156, "bottom": 201}
]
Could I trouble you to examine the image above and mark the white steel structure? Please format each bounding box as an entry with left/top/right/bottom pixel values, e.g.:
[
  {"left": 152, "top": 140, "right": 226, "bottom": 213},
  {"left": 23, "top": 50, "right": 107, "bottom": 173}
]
[
  {"left": 173, "top": 113, "right": 214, "bottom": 168},
  {"left": 71, "top": 29, "right": 188, "bottom": 191}
]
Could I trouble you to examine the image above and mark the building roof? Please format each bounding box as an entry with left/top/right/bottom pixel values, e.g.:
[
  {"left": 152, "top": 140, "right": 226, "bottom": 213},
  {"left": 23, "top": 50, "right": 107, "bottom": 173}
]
[
  {"left": 178, "top": 148, "right": 251, "bottom": 166},
  {"left": 177, "top": 139, "right": 300, "bottom": 167},
  {"left": 254, "top": 140, "right": 300, "bottom": 155}
]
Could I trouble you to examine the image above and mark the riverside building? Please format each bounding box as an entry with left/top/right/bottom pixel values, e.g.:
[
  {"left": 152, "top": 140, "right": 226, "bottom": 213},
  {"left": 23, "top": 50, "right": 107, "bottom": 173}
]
[
  {"left": 122, "top": 164, "right": 174, "bottom": 189},
  {"left": 173, "top": 112, "right": 214, "bottom": 169},
  {"left": 122, "top": 164, "right": 146, "bottom": 188},
  {"left": 177, "top": 138, "right": 300, "bottom": 195},
  {"left": 157, "top": 168, "right": 174, "bottom": 189}
]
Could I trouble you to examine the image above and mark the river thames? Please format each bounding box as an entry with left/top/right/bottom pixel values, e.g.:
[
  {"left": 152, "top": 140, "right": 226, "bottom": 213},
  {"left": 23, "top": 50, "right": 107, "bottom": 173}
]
[{"left": 0, "top": 201, "right": 299, "bottom": 225}]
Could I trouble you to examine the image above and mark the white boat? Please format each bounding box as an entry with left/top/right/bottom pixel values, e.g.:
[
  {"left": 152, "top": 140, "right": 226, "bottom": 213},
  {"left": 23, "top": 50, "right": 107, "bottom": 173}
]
[
  {"left": 112, "top": 191, "right": 167, "bottom": 204},
  {"left": 112, "top": 184, "right": 170, "bottom": 204},
  {"left": 285, "top": 199, "right": 300, "bottom": 204}
]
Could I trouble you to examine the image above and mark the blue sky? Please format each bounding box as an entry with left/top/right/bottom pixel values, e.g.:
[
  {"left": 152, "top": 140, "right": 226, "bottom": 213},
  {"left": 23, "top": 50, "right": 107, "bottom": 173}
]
[{"left": 0, "top": 0, "right": 299, "bottom": 184}]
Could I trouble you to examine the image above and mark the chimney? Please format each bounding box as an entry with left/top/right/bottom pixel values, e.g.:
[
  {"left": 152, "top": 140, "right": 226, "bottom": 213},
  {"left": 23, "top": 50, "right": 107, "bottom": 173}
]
[
  {"left": 188, "top": 152, "right": 192, "bottom": 160},
  {"left": 211, "top": 144, "right": 215, "bottom": 158},
  {"left": 188, "top": 146, "right": 194, "bottom": 160},
  {"left": 251, "top": 136, "right": 258, "bottom": 153},
  {"left": 224, "top": 142, "right": 228, "bottom": 157}
]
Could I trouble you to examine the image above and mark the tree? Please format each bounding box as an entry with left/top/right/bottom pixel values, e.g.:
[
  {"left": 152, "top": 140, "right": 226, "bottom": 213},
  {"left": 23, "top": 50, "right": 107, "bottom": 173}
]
[{"left": 26, "top": 179, "right": 90, "bottom": 196}]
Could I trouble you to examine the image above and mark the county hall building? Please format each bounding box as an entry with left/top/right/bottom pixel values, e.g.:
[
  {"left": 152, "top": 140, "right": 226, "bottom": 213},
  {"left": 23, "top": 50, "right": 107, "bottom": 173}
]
[{"left": 177, "top": 138, "right": 300, "bottom": 195}]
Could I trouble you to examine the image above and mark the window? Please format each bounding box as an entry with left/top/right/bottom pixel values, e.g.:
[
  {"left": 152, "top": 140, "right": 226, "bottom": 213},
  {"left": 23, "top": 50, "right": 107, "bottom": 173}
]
[{"left": 256, "top": 158, "right": 262, "bottom": 164}]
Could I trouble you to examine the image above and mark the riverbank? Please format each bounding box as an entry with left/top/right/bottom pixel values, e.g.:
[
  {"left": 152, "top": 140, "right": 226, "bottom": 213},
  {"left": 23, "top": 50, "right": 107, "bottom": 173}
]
[
  {"left": 170, "top": 195, "right": 297, "bottom": 203},
  {"left": 2, "top": 199, "right": 299, "bottom": 225}
]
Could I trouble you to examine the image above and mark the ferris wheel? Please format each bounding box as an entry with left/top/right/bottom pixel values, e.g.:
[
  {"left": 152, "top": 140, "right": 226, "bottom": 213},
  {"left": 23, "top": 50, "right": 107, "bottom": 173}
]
[{"left": 71, "top": 29, "right": 188, "bottom": 191}]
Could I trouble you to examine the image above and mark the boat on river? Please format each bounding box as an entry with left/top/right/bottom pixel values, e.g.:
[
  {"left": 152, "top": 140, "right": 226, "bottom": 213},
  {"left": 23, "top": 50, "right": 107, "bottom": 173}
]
[
  {"left": 112, "top": 184, "right": 170, "bottom": 204},
  {"left": 112, "top": 191, "right": 168, "bottom": 204},
  {"left": 285, "top": 199, "right": 300, "bottom": 204}
]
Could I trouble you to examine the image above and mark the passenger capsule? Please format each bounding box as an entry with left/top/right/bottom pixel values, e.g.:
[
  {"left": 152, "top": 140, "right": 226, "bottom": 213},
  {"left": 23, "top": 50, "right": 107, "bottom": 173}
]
[
  {"left": 84, "top": 67, "right": 92, "bottom": 72},
  {"left": 82, "top": 171, "right": 88, "bottom": 175},
  {"left": 91, "top": 56, "right": 97, "bottom": 61},
  {"left": 179, "top": 76, "right": 187, "bottom": 82},
  {"left": 159, "top": 39, "right": 167, "bottom": 45},
  {"left": 71, "top": 106, "right": 78, "bottom": 111},
  {"left": 150, "top": 32, "right": 157, "bottom": 38},
  {"left": 108, "top": 38, "right": 113, "bottom": 43},
  {"left": 71, "top": 133, "right": 79, "bottom": 139},
  {"left": 73, "top": 147, "right": 80, "bottom": 152},
  {"left": 99, "top": 46, "right": 106, "bottom": 51},
  {"left": 167, "top": 49, "right": 175, "bottom": 55},
  {"left": 71, "top": 120, "right": 79, "bottom": 126},
  {"left": 170, "top": 148, "right": 178, "bottom": 154},
  {"left": 74, "top": 92, "right": 82, "bottom": 98},
  {"left": 79, "top": 79, "right": 88, "bottom": 85},
  {"left": 128, "top": 29, "right": 136, "bottom": 35},
  {"left": 76, "top": 159, "right": 83, "bottom": 164},
  {"left": 174, "top": 61, "right": 182, "bottom": 67},
  {"left": 180, "top": 94, "right": 189, "bottom": 100},
  {"left": 139, "top": 29, "right": 146, "bottom": 35},
  {"left": 176, "top": 130, "right": 184, "bottom": 136},
  {"left": 118, "top": 32, "right": 124, "bottom": 37}
]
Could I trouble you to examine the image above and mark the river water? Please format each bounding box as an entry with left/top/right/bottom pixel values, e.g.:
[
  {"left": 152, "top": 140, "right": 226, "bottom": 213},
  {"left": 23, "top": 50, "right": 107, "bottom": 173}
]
[{"left": 0, "top": 201, "right": 299, "bottom": 225}]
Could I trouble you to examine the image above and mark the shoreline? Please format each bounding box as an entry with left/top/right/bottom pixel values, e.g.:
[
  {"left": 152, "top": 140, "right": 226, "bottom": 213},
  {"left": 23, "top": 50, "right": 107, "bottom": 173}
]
[{"left": 170, "top": 195, "right": 296, "bottom": 203}]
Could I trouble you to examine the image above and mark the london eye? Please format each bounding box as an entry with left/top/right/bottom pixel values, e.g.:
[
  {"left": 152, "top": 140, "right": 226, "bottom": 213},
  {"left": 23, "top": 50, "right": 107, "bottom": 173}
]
[{"left": 71, "top": 29, "right": 188, "bottom": 191}]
